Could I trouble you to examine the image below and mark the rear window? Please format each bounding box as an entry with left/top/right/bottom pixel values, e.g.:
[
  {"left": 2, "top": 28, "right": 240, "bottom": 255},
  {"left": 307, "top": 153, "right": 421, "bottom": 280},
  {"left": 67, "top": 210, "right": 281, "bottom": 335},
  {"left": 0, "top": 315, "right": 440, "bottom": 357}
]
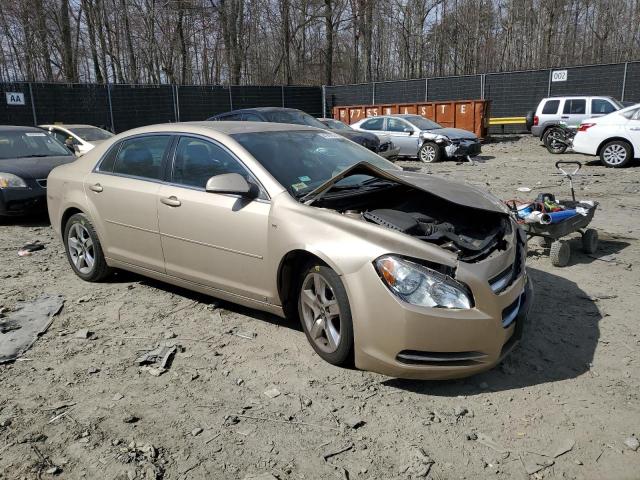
[
  {"left": 541, "top": 100, "right": 560, "bottom": 115},
  {"left": 563, "top": 99, "right": 586, "bottom": 114}
]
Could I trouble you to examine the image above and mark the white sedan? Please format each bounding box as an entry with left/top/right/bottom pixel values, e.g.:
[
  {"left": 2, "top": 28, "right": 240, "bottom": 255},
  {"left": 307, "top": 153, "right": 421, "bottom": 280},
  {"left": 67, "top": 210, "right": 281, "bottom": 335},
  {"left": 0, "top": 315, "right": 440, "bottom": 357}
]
[
  {"left": 40, "top": 124, "right": 114, "bottom": 155},
  {"left": 572, "top": 104, "right": 640, "bottom": 168}
]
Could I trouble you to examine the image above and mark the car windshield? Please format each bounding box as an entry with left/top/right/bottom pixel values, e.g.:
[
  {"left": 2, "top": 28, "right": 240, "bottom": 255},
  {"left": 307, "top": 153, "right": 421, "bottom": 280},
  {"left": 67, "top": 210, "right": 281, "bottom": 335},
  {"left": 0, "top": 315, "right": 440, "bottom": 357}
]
[
  {"left": 69, "top": 127, "right": 114, "bottom": 142},
  {"left": 0, "top": 130, "right": 72, "bottom": 159},
  {"left": 323, "top": 119, "right": 352, "bottom": 131},
  {"left": 232, "top": 130, "right": 400, "bottom": 197},
  {"left": 403, "top": 116, "right": 442, "bottom": 130},
  {"left": 262, "top": 110, "right": 327, "bottom": 128}
]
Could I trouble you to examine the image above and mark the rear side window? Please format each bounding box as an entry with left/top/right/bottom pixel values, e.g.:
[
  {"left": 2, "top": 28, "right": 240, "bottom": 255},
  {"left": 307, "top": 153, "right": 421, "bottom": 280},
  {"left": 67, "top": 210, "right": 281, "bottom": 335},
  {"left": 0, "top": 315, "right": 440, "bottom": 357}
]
[
  {"left": 541, "top": 100, "right": 560, "bottom": 114},
  {"left": 96, "top": 144, "right": 120, "bottom": 172},
  {"left": 112, "top": 135, "right": 170, "bottom": 180},
  {"left": 591, "top": 99, "right": 617, "bottom": 115},
  {"left": 360, "top": 117, "right": 384, "bottom": 130},
  {"left": 563, "top": 99, "right": 586, "bottom": 114}
]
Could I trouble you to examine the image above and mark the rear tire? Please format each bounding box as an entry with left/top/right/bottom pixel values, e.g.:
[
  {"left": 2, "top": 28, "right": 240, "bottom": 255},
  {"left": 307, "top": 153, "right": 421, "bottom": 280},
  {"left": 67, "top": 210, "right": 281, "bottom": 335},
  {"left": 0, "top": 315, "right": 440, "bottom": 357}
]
[
  {"left": 418, "top": 142, "right": 442, "bottom": 163},
  {"left": 550, "top": 240, "right": 571, "bottom": 267},
  {"left": 542, "top": 127, "right": 568, "bottom": 154},
  {"left": 600, "top": 140, "right": 632, "bottom": 168},
  {"left": 64, "top": 213, "right": 112, "bottom": 282},
  {"left": 297, "top": 264, "right": 354, "bottom": 366},
  {"left": 581, "top": 228, "right": 598, "bottom": 254}
]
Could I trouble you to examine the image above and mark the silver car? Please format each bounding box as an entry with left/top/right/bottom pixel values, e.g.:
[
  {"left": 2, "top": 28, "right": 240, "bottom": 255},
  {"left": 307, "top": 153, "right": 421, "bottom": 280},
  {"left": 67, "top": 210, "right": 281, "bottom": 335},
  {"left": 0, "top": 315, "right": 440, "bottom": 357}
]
[{"left": 351, "top": 114, "right": 481, "bottom": 163}]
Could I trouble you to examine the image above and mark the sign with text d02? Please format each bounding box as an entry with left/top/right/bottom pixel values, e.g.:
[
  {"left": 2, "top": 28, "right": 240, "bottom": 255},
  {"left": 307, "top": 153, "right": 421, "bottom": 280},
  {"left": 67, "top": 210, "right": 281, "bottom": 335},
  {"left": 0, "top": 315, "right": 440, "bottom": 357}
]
[{"left": 6, "top": 92, "right": 26, "bottom": 105}]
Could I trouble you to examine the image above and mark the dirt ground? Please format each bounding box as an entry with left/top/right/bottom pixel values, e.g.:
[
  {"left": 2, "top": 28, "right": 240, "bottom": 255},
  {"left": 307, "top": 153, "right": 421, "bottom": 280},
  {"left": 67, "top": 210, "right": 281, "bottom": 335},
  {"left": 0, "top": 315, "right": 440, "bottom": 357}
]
[{"left": 1, "top": 135, "right": 639, "bottom": 480}]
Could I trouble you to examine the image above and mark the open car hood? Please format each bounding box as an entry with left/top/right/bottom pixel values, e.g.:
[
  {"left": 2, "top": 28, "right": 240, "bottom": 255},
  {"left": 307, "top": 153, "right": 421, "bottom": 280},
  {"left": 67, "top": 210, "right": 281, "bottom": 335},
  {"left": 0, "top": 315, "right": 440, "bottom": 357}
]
[{"left": 302, "top": 161, "right": 509, "bottom": 215}]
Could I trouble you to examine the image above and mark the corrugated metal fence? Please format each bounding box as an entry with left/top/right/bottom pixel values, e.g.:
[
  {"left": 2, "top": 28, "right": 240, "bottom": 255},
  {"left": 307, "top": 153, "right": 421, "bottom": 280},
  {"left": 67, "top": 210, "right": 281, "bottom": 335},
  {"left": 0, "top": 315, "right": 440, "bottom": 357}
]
[
  {"left": 0, "top": 83, "right": 322, "bottom": 133},
  {"left": 323, "top": 61, "right": 640, "bottom": 132}
]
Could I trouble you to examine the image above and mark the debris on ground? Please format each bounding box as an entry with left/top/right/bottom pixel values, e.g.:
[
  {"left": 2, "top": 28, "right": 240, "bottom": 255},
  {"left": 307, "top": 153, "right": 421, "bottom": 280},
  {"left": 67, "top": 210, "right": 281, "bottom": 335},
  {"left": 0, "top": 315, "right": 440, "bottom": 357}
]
[
  {"left": 343, "top": 416, "right": 365, "bottom": 429},
  {"left": 17, "top": 241, "right": 45, "bottom": 257},
  {"left": 74, "top": 328, "right": 94, "bottom": 339},
  {"left": 136, "top": 344, "right": 177, "bottom": 376},
  {"left": 322, "top": 442, "right": 354, "bottom": 461},
  {"left": 233, "top": 329, "right": 257, "bottom": 340},
  {"left": 475, "top": 433, "right": 509, "bottom": 453},
  {"left": 522, "top": 454, "right": 554, "bottom": 475},
  {"left": 552, "top": 438, "right": 575, "bottom": 458},
  {"left": 0, "top": 295, "right": 64, "bottom": 363},
  {"left": 263, "top": 387, "right": 281, "bottom": 399},
  {"left": 400, "top": 446, "right": 435, "bottom": 478},
  {"left": 624, "top": 435, "right": 639, "bottom": 451}
]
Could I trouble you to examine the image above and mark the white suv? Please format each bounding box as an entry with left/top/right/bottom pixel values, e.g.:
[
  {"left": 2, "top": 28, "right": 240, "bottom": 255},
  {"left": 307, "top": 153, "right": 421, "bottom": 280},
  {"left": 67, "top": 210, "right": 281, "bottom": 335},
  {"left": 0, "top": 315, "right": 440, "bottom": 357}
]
[{"left": 530, "top": 96, "right": 623, "bottom": 138}]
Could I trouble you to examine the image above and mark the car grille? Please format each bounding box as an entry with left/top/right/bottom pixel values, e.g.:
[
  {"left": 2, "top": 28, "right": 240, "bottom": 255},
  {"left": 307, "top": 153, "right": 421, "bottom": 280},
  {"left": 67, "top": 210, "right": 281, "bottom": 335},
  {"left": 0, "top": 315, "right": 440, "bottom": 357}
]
[
  {"left": 396, "top": 350, "right": 488, "bottom": 366},
  {"left": 36, "top": 179, "right": 47, "bottom": 188},
  {"left": 489, "top": 234, "right": 525, "bottom": 294}
]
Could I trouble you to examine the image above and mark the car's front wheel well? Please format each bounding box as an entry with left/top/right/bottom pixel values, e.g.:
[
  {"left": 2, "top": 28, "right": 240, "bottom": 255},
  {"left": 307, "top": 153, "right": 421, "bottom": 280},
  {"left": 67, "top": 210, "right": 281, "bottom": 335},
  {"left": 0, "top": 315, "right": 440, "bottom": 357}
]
[
  {"left": 277, "top": 250, "right": 328, "bottom": 321},
  {"left": 597, "top": 137, "right": 634, "bottom": 157},
  {"left": 61, "top": 207, "right": 84, "bottom": 234}
]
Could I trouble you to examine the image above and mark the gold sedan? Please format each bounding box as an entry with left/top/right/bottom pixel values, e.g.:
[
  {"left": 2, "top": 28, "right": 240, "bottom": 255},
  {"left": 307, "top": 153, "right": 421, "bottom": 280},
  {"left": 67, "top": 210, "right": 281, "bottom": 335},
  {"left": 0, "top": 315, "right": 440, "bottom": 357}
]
[{"left": 47, "top": 122, "right": 532, "bottom": 379}]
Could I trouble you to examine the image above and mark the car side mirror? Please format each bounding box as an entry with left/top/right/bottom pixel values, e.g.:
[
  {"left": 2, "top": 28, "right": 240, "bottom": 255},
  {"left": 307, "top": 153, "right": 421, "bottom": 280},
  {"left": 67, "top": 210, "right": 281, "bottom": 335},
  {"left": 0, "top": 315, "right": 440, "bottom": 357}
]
[
  {"left": 403, "top": 127, "right": 414, "bottom": 135},
  {"left": 205, "top": 173, "right": 258, "bottom": 198}
]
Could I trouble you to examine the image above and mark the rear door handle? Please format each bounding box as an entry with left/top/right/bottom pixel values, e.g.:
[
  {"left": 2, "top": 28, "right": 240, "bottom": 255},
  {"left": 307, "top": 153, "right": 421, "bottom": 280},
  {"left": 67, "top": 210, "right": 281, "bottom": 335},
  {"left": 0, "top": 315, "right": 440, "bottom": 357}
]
[
  {"left": 160, "top": 196, "right": 181, "bottom": 207},
  {"left": 89, "top": 183, "right": 103, "bottom": 193},
  {"left": 630, "top": 127, "right": 640, "bottom": 131},
  {"left": 561, "top": 116, "right": 570, "bottom": 119}
]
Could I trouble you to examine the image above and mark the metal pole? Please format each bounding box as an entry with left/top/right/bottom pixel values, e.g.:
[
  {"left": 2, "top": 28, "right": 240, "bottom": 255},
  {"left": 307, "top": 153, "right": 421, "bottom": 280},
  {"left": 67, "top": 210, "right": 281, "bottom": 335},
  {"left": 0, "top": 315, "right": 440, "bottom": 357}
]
[
  {"left": 106, "top": 83, "right": 115, "bottom": 132},
  {"left": 228, "top": 85, "right": 233, "bottom": 111},
  {"left": 281, "top": 85, "right": 285, "bottom": 107},
  {"left": 425, "top": 78, "right": 428, "bottom": 102},
  {"left": 372, "top": 82, "right": 376, "bottom": 104},
  {"left": 621, "top": 62, "right": 628, "bottom": 101},
  {"left": 547, "top": 69, "right": 552, "bottom": 96},
  {"left": 175, "top": 85, "right": 180, "bottom": 122},
  {"left": 322, "top": 85, "right": 326, "bottom": 118},
  {"left": 28, "top": 82, "right": 37, "bottom": 125},
  {"left": 480, "top": 74, "right": 485, "bottom": 100}
]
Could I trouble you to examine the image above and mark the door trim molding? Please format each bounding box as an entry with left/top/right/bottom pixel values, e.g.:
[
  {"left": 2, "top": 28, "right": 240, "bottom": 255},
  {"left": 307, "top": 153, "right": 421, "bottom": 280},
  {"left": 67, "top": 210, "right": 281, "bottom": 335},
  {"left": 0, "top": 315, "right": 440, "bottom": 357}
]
[{"left": 160, "top": 232, "right": 263, "bottom": 259}]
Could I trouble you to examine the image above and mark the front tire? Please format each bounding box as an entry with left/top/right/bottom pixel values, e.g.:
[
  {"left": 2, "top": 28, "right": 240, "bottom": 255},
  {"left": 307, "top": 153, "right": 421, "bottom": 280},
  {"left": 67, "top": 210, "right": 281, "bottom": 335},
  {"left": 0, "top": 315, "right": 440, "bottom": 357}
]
[
  {"left": 600, "top": 140, "right": 632, "bottom": 168},
  {"left": 64, "top": 213, "right": 112, "bottom": 282},
  {"left": 297, "top": 264, "right": 354, "bottom": 366},
  {"left": 418, "top": 142, "right": 442, "bottom": 163}
]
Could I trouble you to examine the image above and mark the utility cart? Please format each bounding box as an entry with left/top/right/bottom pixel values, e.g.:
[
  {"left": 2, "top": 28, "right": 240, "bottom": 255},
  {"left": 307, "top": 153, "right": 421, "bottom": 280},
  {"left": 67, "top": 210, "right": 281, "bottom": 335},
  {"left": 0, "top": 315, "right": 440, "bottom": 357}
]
[{"left": 518, "top": 161, "right": 599, "bottom": 267}]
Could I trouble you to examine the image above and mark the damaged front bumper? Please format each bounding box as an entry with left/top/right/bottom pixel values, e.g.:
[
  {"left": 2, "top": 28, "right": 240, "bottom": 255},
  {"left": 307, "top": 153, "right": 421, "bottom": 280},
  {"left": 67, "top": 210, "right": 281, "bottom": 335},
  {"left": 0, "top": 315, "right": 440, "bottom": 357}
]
[
  {"left": 343, "top": 232, "right": 532, "bottom": 380},
  {"left": 443, "top": 139, "right": 482, "bottom": 158}
]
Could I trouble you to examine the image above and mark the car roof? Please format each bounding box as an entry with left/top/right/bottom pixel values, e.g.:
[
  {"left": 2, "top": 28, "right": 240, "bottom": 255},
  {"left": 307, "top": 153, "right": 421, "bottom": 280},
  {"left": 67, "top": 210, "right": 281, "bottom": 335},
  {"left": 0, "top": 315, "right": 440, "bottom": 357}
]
[
  {"left": 117, "top": 121, "right": 321, "bottom": 137},
  {"left": 219, "top": 107, "right": 303, "bottom": 114},
  {"left": 39, "top": 124, "right": 98, "bottom": 129},
  {"left": 0, "top": 125, "right": 44, "bottom": 132}
]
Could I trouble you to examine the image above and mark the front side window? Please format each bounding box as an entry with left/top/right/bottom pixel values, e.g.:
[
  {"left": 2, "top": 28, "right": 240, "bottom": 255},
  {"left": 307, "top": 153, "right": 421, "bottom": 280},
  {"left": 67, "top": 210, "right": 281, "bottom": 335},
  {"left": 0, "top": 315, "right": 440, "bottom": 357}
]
[
  {"left": 69, "top": 127, "right": 113, "bottom": 142},
  {"left": 591, "top": 99, "right": 617, "bottom": 115},
  {"left": 172, "top": 137, "right": 249, "bottom": 188},
  {"left": 112, "top": 135, "right": 170, "bottom": 180},
  {"left": 0, "top": 130, "right": 73, "bottom": 159},
  {"left": 386, "top": 118, "right": 411, "bottom": 132},
  {"left": 360, "top": 117, "right": 384, "bottom": 130},
  {"left": 542, "top": 100, "right": 560, "bottom": 114},
  {"left": 563, "top": 99, "right": 586, "bottom": 114}
]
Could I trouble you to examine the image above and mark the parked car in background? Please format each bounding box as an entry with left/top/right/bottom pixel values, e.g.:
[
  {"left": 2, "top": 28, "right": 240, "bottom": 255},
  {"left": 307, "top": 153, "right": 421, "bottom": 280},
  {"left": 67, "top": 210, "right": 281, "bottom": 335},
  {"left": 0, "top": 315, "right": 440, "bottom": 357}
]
[
  {"left": 209, "top": 107, "right": 398, "bottom": 159},
  {"left": 0, "top": 126, "right": 75, "bottom": 216},
  {"left": 40, "top": 124, "right": 114, "bottom": 155},
  {"left": 317, "top": 117, "right": 399, "bottom": 160},
  {"left": 528, "top": 96, "right": 623, "bottom": 139},
  {"left": 572, "top": 103, "right": 640, "bottom": 168},
  {"left": 47, "top": 121, "right": 531, "bottom": 379},
  {"left": 351, "top": 114, "right": 481, "bottom": 163}
]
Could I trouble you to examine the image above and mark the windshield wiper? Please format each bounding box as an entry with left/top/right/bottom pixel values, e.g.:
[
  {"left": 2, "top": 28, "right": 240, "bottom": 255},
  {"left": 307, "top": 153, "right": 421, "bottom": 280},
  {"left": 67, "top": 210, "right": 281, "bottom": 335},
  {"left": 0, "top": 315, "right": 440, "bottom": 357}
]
[
  {"left": 14, "top": 154, "right": 55, "bottom": 158},
  {"left": 331, "top": 178, "right": 395, "bottom": 191}
]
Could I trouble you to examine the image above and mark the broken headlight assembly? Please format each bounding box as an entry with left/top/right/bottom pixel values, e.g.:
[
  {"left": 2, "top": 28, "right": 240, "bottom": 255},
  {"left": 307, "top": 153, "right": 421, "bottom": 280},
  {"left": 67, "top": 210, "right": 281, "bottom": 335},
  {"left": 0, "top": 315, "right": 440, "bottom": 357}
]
[
  {"left": 0, "top": 172, "right": 28, "bottom": 189},
  {"left": 375, "top": 255, "right": 472, "bottom": 309}
]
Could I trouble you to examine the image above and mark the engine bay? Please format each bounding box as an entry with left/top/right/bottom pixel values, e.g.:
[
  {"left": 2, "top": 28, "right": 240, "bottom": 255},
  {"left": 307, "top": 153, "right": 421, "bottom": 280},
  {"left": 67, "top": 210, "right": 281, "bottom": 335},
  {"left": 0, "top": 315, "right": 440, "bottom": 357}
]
[{"left": 319, "top": 184, "right": 511, "bottom": 262}]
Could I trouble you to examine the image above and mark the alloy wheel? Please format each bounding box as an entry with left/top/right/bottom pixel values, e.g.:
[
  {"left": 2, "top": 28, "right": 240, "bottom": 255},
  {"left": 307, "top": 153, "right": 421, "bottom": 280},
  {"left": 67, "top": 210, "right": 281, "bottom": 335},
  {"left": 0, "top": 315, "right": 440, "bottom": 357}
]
[
  {"left": 602, "top": 144, "right": 627, "bottom": 165},
  {"left": 67, "top": 222, "right": 95, "bottom": 274},
  {"left": 420, "top": 144, "right": 436, "bottom": 162},
  {"left": 299, "top": 272, "right": 342, "bottom": 353}
]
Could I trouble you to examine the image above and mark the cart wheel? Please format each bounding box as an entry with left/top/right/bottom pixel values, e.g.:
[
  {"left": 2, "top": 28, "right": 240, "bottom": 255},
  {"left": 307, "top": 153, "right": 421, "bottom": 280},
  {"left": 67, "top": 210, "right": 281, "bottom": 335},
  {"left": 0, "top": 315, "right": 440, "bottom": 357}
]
[
  {"left": 581, "top": 228, "right": 598, "bottom": 254},
  {"left": 550, "top": 240, "right": 571, "bottom": 267},
  {"left": 536, "top": 237, "right": 552, "bottom": 248}
]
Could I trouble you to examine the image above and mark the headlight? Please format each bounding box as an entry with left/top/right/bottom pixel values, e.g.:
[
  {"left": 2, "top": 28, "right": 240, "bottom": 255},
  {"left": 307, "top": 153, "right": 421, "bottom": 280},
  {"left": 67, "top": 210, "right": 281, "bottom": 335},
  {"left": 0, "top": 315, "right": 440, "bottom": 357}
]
[
  {"left": 374, "top": 255, "right": 472, "bottom": 309},
  {"left": 0, "top": 172, "right": 28, "bottom": 188}
]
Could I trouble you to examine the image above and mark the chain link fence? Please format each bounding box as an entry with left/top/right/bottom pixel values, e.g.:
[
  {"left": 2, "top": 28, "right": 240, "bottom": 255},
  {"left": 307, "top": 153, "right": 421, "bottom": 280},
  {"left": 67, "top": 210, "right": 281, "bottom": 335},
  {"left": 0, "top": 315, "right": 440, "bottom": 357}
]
[
  {"left": 0, "top": 83, "right": 322, "bottom": 133},
  {"left": 323, "top": 61, "right": 640, "bottom": 132}
]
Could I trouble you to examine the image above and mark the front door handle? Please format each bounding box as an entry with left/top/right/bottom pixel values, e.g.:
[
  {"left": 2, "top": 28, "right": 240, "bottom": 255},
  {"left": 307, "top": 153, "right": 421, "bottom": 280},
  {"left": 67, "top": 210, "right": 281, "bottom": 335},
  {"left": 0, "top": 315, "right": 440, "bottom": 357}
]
[
  {"left": 561, "top": 116, "right": 569, "bottom": 119},
  {"left": 630, "top": 127, "right": 640, "bottom": 131},
  {"left": 160, "top": 196, "right": 181, "bottom": 207},
  {"left": 89, "top": 183, "right": 103, "bottom": 193}
]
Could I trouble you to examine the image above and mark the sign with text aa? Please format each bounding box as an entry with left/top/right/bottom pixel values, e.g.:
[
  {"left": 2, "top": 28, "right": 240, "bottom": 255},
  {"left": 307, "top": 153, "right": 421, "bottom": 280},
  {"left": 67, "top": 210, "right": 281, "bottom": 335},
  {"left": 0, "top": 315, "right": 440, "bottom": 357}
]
[
  {"left": 551, "top": 70, "right": 568, "bottom": 82},
  {"left": 6, "top": 92, "right": 26, "bottom": 105}
]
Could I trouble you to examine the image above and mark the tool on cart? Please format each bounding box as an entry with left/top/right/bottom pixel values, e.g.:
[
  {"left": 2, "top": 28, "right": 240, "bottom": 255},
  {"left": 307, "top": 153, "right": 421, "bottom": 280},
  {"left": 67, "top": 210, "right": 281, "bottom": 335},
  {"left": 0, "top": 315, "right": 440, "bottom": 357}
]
[{"left": 505, "top": 161, "right": 598, "bottom": 267}]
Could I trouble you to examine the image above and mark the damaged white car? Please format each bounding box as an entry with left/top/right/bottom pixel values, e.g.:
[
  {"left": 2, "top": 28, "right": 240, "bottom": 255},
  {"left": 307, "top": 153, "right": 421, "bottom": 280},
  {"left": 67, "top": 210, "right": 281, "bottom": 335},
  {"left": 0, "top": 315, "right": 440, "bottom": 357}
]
[{"left": 351, "top": 114, "right": 481, "bottom": 163}]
